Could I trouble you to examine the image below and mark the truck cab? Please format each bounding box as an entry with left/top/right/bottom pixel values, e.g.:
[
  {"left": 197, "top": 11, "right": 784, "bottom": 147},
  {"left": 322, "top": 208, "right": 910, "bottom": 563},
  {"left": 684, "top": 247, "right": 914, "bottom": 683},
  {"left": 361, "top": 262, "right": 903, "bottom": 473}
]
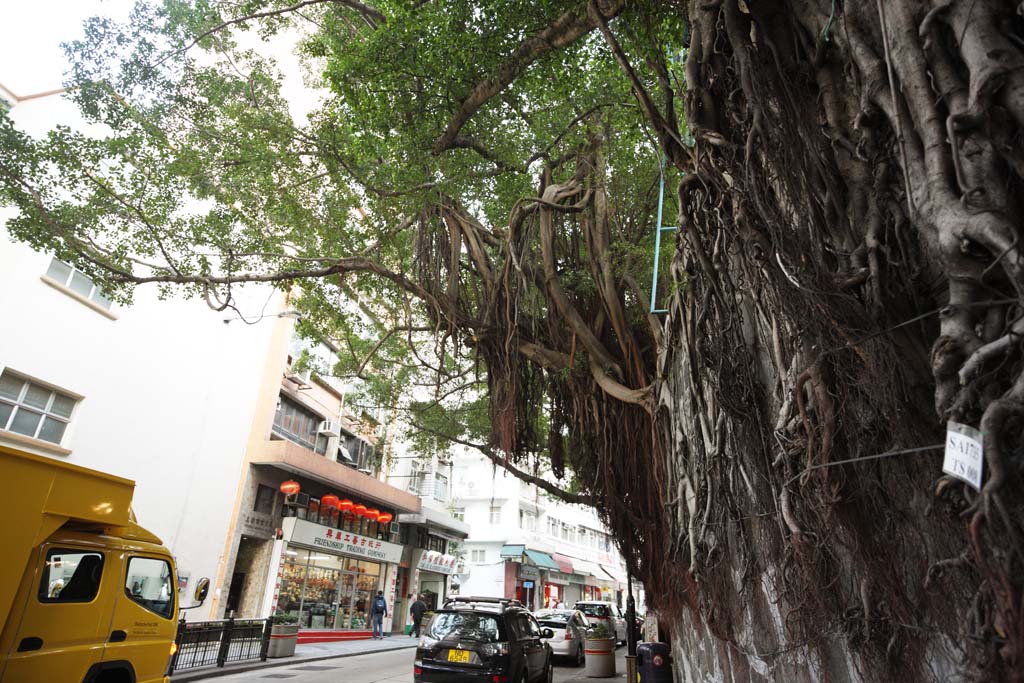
[{"left": 0, "top": 444, "right": 204, "bottom": 683}]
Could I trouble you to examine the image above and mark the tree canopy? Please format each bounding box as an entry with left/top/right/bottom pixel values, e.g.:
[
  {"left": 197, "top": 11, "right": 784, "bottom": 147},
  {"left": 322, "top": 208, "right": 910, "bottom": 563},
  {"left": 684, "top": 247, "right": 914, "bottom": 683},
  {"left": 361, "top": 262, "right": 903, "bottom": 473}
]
[{"left": 0, "top": 0, "right": 679, "bottom": 592}]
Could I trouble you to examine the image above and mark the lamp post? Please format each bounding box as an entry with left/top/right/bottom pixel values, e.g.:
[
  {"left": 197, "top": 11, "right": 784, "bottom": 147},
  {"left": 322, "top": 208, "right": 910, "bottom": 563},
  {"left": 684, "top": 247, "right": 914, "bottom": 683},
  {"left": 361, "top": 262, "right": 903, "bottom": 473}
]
[{"left": 626, "top": 564, "right": 638, "bottom": 683}]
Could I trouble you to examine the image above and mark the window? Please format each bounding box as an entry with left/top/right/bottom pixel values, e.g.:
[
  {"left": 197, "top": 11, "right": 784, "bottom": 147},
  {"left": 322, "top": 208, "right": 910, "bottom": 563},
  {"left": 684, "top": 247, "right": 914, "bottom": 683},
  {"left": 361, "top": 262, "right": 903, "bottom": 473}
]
[
  {"left": 410, "top": 462, "right": 428, "bottom": 495},
  {"left": 39, "top": 549, "right": 103, "bottom": 603},
  {"left": 523, "top": 511, "right": 537, "bottom": 532},
  {"left": 254, "top": 484, "right": 275, "bottom": 514},
  {"left": 452, "top": 507, "right": 465, "bottom": 522},
  {"left": 433, "top": 472, "right": 449, "bottom": 502},
  {"left": 125, "top": 557, "right": 174, "bottom": 619},
  {"left": 561, "top": 523, "right": 570, "bottom": 541},
  {"left": 44, "top": 257, "right": 113, "bottom": 310},
  {"left": 547, "top": 517, "right": 559, "bottom": 537},
  {"left": 489, "top": 505, "right": 501, "bottom": 524},
  {"left": 0, "top": 371, "right": 76, "bottom": 445},
  {"left": 471, "top": 549, "right": 486, "bottom": 563},
  {"left": 272, "top": 395, "right": 321, "bottom": 450},
  {"left": 428, "top": 535, "right": 447, "bottom": 553}
]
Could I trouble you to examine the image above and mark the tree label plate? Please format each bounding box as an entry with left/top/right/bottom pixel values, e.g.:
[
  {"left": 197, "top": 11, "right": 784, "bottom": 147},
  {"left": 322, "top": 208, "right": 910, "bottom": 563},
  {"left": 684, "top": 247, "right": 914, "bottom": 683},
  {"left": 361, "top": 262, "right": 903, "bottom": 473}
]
[{"left": 943, "top": 422, "right": 983, "bottom": 491}]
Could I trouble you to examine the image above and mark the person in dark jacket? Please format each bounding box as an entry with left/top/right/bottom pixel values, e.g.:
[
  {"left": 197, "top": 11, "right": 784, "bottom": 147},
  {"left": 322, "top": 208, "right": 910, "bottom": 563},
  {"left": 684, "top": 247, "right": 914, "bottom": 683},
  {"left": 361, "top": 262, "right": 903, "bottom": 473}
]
[
  {"left": 410, "top": 594, "right": 428, "bottom": 637},
  {"left": 370, "top": 590, "right": 388, "bottom": 639}
]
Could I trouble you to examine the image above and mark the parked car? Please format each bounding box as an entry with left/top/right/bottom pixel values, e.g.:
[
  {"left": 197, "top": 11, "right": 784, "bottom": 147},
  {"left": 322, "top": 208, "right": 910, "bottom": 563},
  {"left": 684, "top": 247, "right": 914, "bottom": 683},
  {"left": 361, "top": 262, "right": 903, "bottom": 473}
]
[
  {"left": 534, "top": 608, "right": 589, "bottom": 666},
  {"left": 574, "top": 601, "right": 627, "bottom": 645},
  {"left": 415, "top": 596, "right": 554, "bottom": 683}
]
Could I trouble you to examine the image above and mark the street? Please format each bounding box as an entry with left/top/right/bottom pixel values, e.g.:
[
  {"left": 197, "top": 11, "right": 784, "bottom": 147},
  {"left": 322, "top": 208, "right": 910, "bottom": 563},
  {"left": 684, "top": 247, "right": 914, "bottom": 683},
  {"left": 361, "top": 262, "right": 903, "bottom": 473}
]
[{"left": 202, "top": 646, "right": 630, "bottom": 683}]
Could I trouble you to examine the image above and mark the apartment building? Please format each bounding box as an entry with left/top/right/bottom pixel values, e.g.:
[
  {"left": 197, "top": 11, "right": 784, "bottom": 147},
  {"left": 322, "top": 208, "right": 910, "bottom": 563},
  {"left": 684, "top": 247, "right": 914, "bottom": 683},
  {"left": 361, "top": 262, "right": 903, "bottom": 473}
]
[{"left": 450, "top": 450, "right": 640, "bottom": 612}]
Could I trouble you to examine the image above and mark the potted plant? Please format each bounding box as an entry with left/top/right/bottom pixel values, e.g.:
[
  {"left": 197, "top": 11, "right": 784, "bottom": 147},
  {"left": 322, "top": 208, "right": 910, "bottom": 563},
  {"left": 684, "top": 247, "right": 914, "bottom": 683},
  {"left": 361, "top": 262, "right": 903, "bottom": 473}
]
[
  {"left": 268, "top": 612, "right": 300, "bottom": 658},
  {"left": 584, "top": 623, "right": 616, "bottom": 678}
]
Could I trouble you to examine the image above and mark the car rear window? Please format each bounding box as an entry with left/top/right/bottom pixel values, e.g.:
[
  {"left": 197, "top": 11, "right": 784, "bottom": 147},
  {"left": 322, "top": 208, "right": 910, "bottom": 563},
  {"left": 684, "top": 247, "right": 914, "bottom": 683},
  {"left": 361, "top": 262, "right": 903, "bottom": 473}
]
[
  {"left": 577, "top": 604, "right": 610, "bottom": 617},
  {"left": 428, "top": 612, "right": 502, "bottom": 643},
  {"left": 534, "top": 610, "right": 571, "bottom": 624}
]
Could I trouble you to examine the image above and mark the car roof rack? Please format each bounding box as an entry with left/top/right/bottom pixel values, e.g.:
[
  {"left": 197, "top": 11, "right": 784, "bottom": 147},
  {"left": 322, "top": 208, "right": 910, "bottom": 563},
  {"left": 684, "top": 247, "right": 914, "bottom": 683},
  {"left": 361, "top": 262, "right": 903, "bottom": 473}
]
[{"left": 443, "top": 596, "right": 525, "bottom": 613}]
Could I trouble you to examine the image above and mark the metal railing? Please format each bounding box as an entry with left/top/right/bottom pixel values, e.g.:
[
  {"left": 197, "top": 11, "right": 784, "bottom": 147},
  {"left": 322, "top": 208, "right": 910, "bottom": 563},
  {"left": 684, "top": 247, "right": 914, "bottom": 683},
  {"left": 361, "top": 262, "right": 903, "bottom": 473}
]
[{"left": 168, "top": 616, "right": 272, "bottom": 674}]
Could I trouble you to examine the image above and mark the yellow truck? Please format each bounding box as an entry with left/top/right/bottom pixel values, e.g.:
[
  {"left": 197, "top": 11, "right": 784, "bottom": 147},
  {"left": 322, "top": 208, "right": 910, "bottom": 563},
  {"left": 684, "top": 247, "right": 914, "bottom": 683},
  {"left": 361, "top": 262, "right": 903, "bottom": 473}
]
[{"left": 0, "top": 444, "right": 208, "bottom": 683}]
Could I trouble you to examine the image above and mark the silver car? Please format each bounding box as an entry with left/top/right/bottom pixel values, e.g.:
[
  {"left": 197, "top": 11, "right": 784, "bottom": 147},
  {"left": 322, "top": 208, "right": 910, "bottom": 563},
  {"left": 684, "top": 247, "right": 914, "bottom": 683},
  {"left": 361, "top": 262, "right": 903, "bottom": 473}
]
[{"left": 534, "top": 609, "right": 589, "bottom": 666}]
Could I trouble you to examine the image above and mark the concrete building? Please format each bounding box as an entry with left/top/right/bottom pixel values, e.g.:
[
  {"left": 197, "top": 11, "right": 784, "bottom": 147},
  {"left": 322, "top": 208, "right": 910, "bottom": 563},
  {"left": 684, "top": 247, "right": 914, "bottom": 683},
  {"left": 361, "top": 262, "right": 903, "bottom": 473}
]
[
  {"left": 0, "top": 87, "right": 430, "bottom": 640},
  {"left": 384, "top": 446, "right": 470, "bottom": 631}
]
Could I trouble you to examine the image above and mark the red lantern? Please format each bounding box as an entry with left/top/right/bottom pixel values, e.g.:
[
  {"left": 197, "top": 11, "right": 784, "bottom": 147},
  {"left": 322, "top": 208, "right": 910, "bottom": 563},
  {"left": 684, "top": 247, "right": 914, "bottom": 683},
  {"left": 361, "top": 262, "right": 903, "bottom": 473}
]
[
  {"left": 279, "top": 480, "right": 300, "bottom": 496},
  {"left": 337, "top": 499, "right": 353, "bottom": 512},
  {"left": 377, "top": 512, "right": 393, "bottom": 525},
  {"left": 353, "top": 503, "right": 367, "bottom": 517},
  {"left": 365, "top": 508, "right": 380, "bottom": 522},
  {"left": 321, "top": 494, "right": 339, "bottom": 509}
]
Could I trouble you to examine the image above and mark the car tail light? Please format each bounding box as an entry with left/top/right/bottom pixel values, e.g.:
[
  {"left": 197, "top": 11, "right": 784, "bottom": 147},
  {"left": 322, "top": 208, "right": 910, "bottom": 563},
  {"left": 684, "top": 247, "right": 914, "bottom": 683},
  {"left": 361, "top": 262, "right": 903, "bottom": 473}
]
[
  {"left": 491, "top": 676, "right": 509, "bottom": 683},
  {"left": 565, "top": 627, "right": 572, "bottom": 640},
  {"left": 414, "top": 666, "right": 422, "bottom": 675}
]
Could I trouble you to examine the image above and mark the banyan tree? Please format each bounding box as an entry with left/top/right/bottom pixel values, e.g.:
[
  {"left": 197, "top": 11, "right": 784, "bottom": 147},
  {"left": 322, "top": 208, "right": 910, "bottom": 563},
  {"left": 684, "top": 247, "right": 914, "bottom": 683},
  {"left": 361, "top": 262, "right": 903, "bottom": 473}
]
[{"left": 2, "top": 1, "right": 1023, "bottom": 680}]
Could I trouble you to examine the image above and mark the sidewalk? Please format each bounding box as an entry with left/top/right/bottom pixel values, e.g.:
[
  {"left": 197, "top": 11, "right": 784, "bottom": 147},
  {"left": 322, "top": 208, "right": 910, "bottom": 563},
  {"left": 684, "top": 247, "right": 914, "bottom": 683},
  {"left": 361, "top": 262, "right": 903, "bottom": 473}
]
[{"left": 171, "top": 636, "right": 419, "bottom": 682}]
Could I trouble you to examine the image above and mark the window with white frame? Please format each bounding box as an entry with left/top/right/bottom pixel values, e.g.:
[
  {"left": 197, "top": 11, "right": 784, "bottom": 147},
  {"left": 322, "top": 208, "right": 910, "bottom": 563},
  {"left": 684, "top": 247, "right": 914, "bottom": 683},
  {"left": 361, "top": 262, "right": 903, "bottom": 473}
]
[
  {"left": 44, "top": 258, "right": 113, "bottom": 310},
  {"left": 452, "top": 507, "right": 465, "bottom": 521},
  {"left": 560, "top": 523, "right": 570, "bottom": 541},
  {"left": 547, "top": 517, "right": 559, "bottom": 537},
  {"left": 524, "top": 511, "right": 537, "bottom": 532},
  {"left": 409, "top": 461, "right": 429, "bottom": 495},
  {"left": 471, "top": 549, "right": 487, "bottom": 563},
  {"left": 433, "top": 472, "right": 449, "bottom": 502},
  {"left": 0, "top": 371, "right": 77, "bottom": 445},
  {"left": 489, "top": 505, "right": 501, "bottom": 524}
]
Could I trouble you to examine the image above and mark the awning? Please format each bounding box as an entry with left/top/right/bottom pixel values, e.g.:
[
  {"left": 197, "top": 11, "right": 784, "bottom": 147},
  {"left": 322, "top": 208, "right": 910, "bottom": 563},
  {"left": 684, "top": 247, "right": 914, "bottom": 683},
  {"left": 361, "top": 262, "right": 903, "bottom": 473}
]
[
  {"left": 500, "top": 544, "right": 526, "bottom": 558},
  {"left": 570, "top": 559, "right": 602, "bottom": 577},
  {"left": 524, "top": 549, "right": 561, "bottom": 571},
  {"left": 552, "top": 553, "right": 575, "bottom": 574},
  {"left": 601, "top": 564, "right": 627, "bottom": 584}
]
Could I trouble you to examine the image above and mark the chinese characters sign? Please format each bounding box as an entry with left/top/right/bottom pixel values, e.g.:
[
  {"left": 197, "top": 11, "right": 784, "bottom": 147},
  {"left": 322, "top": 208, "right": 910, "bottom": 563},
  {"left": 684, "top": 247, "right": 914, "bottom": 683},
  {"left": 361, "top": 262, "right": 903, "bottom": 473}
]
[
  {"left": 944, "top": 421, "right": 984, "bottom": 491},
  {"left": 416, "top": 550, "right": 458, "bottom": 575},
  {"left": 283, "top": 517, "right": 403, "bottom": 564}
]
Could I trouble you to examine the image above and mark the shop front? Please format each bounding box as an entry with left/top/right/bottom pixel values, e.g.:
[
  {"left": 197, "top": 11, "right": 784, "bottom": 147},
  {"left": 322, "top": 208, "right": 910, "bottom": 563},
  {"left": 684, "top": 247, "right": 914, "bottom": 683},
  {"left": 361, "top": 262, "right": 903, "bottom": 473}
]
[
  {"left": 270, "top": 517, "right": 403, "bottom": 642},
  {"left": 412, "top": 548, "right": 458, "bottom": 611},
  {"left": 515, "top": 563, "right": 542, "bottom": 610}
]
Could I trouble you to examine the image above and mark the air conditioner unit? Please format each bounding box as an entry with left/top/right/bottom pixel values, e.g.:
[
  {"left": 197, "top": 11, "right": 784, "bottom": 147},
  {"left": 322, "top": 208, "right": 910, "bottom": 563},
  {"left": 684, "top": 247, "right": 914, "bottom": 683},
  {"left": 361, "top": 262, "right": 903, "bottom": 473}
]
[
  {"left": 287, "top": 368, "right": 312, "bottom": 387},
  {"left": 318, "top": 420, "right": 341, "bottom": 436},
  {"left": 284, "top": 492, "right": 310, "bottom": 507}
]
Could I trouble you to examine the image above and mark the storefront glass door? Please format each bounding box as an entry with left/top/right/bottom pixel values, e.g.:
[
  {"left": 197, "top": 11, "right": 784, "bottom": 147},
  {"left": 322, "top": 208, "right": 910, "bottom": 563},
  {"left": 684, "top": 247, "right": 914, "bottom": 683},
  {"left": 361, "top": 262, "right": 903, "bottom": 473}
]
[{"left": 276, "top": 548, "right": 382, "bottom": 630}]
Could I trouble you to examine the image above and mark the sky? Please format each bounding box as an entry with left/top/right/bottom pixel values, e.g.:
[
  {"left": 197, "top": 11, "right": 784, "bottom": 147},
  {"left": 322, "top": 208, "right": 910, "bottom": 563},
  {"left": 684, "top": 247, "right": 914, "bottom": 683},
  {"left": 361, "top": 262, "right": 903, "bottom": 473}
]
[{"left": 0, "top": 0, "right": 135, "bottom": 95}]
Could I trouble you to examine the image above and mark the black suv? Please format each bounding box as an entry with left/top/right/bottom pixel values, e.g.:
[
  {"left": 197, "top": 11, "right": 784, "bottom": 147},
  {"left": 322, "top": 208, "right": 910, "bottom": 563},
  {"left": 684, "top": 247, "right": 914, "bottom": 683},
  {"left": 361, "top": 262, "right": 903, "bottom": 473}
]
[{"left": 414, "top": 596, "right": 554, "bottom": 683}]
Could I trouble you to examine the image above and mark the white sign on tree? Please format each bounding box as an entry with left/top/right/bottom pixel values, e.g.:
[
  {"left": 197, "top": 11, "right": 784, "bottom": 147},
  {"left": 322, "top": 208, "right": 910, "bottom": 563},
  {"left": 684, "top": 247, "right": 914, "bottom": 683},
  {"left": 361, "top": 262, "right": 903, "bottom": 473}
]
[{"left": 943, "top": 422, "right": 984, "bottom": 491}]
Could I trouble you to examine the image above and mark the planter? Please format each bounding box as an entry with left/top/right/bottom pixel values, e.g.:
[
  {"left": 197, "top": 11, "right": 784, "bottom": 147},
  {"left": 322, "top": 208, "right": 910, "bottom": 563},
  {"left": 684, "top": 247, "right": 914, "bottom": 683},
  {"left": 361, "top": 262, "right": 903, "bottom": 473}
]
[
  {"left": 584, "top": 637, "right": 616, "bottom": 678},
  {"left": 268, "top": 624, "right": 299, "bottom": 658}
]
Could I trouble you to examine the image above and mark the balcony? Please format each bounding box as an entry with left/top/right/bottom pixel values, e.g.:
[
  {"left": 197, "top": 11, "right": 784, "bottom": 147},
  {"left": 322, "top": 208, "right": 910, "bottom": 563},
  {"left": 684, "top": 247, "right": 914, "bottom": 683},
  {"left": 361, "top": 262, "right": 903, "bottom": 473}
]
[{"left": 250, "top": 439, "right": 421, "bottom": 513}]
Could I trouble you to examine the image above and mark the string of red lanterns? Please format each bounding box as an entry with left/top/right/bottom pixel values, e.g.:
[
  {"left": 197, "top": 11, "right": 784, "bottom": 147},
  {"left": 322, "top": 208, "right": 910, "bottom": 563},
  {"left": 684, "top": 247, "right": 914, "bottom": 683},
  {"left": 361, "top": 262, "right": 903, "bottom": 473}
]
[{"left": 279, "top": 482, "right": 393, "bottom": 526}]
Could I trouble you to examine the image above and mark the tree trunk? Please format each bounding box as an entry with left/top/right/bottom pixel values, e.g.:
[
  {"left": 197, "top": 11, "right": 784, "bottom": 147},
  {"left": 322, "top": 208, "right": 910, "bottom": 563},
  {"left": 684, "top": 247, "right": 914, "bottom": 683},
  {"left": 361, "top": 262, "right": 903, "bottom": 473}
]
[{"left": 643, "top": 1, "right": 1024, "bottom": 680}]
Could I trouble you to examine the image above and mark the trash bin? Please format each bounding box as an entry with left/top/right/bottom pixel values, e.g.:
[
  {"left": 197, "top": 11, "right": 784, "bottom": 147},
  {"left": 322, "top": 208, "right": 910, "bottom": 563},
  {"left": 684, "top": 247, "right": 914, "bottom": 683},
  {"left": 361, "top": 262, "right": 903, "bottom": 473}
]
[{"left": 637, "top": 642, "right": 673, "bottom": 683}]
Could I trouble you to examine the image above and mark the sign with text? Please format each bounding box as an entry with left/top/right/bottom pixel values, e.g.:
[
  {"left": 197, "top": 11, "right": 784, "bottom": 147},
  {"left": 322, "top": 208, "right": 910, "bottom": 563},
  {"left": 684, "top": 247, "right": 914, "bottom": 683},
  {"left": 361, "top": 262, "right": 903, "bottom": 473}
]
[
  {"left": 416, "top": 550, "right": 458, "bottom": 575},
  {"left": 944, "top": 421, "right": 984, "bottom": 491},
  {"left": 518, "top": 564, "right": 541, "bottom": 581},
  {"left": 283, "top": 517, "right": 403, "bottom": 564}
]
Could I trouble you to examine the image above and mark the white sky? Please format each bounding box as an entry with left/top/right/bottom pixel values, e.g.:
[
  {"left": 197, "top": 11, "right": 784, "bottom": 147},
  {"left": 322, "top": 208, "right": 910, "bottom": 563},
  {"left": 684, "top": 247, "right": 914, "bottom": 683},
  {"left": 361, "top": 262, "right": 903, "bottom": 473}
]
[{"left": 0, "top": 0, "right": 136, "bottom": 95}]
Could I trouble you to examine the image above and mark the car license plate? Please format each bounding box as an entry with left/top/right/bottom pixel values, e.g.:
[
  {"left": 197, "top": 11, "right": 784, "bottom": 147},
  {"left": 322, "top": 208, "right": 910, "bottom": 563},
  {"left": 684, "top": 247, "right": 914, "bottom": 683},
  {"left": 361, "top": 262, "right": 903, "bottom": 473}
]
[{"left": 447, "top": 649, "right": 470, "bottom": 663}]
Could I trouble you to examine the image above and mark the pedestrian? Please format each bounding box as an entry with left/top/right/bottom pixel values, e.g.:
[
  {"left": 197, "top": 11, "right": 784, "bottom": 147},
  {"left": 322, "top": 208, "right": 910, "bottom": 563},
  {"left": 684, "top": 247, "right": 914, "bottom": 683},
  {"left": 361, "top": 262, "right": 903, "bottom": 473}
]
[
  {"left": 370, "top": 590, "right": 388, "bottom": 640},
  {"left": 409, "top": 593, "right": 428, "bottom": 637}
]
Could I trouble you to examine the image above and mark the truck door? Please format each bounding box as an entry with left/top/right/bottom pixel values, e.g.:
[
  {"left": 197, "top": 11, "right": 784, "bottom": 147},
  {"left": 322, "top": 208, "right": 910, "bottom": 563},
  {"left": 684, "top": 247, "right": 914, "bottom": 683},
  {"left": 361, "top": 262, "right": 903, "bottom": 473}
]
[
  {"left": 103, "top": 553, "right": 177, "bottom": 683},
  {"left": 3, "top": 545, "right": 118, "bottom": 683}
]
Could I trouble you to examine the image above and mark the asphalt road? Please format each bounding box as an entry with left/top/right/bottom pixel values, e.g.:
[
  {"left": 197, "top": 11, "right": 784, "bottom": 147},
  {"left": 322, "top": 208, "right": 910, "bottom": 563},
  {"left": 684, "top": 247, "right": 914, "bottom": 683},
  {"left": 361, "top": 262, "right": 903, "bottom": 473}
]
[{"left": 207, "top": 645, "right": 630, "bottom": 683}]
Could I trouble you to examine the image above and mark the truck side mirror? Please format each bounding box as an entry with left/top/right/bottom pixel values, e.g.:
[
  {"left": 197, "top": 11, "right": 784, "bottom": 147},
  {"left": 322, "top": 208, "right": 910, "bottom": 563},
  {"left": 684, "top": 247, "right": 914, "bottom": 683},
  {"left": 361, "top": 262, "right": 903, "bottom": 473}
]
[{"left": 194, "top": 577, "right": 210, "bottom": 604}]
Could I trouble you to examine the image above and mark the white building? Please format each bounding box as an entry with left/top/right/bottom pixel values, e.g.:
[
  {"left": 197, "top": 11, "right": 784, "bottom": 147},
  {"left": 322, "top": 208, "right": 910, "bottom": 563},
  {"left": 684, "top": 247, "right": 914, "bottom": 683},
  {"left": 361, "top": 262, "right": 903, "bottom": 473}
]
[
  {"left": 0, "top": 88, "right": 286, "bottom": 622},
  {"left": 384, "top": 446, "right": 470, "bottom": 626},
  {"left": 448, "top": 450, "right": 640, "bottom": 612}
]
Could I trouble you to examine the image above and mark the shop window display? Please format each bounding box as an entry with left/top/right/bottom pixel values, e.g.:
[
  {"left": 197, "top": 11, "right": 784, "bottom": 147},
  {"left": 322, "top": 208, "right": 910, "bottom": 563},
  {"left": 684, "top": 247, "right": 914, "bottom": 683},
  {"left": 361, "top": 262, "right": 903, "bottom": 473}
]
[{"left": 275, "top": 549, "right": 381, "bottom": 630}]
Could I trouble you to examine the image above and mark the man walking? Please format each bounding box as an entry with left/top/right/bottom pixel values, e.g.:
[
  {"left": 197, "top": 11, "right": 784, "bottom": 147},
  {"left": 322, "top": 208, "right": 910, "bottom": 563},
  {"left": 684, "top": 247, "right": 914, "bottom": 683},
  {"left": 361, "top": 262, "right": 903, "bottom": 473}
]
[
  {"left": 409, "top": 594, "right": 428, "bottom": 637},
  {"left": 370, "top": 590, "right": 388, "bottom": 640}
]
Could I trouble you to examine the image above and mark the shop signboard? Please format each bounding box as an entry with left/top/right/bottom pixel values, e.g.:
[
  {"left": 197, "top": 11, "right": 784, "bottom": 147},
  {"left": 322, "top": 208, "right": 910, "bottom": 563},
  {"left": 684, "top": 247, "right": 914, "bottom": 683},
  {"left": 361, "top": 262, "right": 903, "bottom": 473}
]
[
  {"left": 283, "top": 517, "right": 403, "bottom": 564},
  {"left": 544, "top": 571, "right": 573, "bottom": 585},
  {"left": 518, "top": 563, "right": 541, "bottom": 581},
  {"left": 417, "top": 550, "right": 458, "bottom": 575}
]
